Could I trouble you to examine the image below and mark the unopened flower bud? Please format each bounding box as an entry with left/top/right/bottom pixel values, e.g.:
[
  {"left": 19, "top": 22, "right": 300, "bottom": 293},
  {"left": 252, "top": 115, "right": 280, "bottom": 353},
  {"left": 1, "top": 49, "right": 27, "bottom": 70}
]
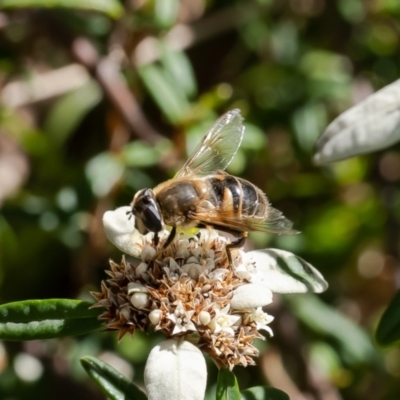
[
  {"left": 182, "top": 263, "right": 201, "bottom": 280},
  {"left": 120, "top": 307, "right": 130, "bottom": 320},
  {"left": 131, "top": 292, "right": 149, "bottom": 309},
  {"left": 198, "top": 311, "right": 211, "bottom": 325},
  {"left": 141, "top": 245, "right": 156, "bottom": 261},
  {"left": 127, "top": 282, "right": 148, "bottom": 295},
  {"left": 176, "top": 245, "right": 190, "bottom": 259},
  {"left": 136, "top": 262, "right": 148, "bottom": 277},
  {"left": 149, "top": 309, "right": 163, "bottom": 325}
]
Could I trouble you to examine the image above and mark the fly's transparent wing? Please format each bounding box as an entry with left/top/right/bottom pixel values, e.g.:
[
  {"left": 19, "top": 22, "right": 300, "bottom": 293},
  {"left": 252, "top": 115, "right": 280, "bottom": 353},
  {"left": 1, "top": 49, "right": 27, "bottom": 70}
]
[
  {"left": 176, "top": 109, "right": 245, "bottom": 178},
  {"left": 192, "top": 205, "right": 299, "bottom": 235}
]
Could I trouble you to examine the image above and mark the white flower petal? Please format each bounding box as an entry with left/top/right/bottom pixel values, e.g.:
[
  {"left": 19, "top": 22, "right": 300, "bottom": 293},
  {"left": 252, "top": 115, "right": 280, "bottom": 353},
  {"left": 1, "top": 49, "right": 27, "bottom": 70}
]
[
  {"left": 144, "top": 339, "right": 207, "bottom": 400},
  {"left": 231, "top": 284, "right": 273, "bottom": 310},
  {"left": 102, "top": 207, "right": 144, "bottom": 258},
  {"left": 314, "top": 79, "right": 400, "bottom": 164},
  {"left": 247, "top": 249, "right": 328, "bottom": 293}
]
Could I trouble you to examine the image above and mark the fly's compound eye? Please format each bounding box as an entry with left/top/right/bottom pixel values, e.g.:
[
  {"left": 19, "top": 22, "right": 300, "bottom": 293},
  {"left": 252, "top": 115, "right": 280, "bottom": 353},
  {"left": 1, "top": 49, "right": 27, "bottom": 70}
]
[
  {"left": 141, "top": 202, "right": 163, "bottom": 233},
  {"left": 131, "top": 190, "right": 163, "bottom": 234}
]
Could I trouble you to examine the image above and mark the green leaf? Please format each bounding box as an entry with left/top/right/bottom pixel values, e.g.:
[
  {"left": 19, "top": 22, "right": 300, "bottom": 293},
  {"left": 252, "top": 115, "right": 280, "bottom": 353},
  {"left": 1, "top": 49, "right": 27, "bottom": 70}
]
[
  {"left": 154, "top": 0, "right": 179, "bottom": 29},
  {"left": 160, "top": 42, "right": 197, "bottom": 99},
  {"left": 85, "top": 152, "right": 124, "bottom": 197},
  {"left": 314, "top": 78, "right": 400, "bottom": 164},
  {"left": 0, "top": 0, "right": 124, "bottom": 19},
  {"left": 217, "top": 368, "right": 241, "bottom": 400},
  {"left": 139, "top": 63, "right": 190, "bottom": 125},
  {"left": 81, "top": 356, "right": 147, "bottom": 400},
  {"left": 241, "top": 387, "right": 290, "bottom": 400},
  {"left": 44, "top": 80, "right": 102, "bottom": 148},
  {"left": 0, "top": 299, "right": 103, "bottom": 341},
  {"left": 247, "top": 249, "right": 328, "bottom": 293},
  {"left": 121, "top": 141, "right": 160, "bottom": 168},
  {"left": 376, "top": 290, "right": 400, "bottom": 346},
  {"left": 286, "top": 295, "right": 378, "bottom": 365}
]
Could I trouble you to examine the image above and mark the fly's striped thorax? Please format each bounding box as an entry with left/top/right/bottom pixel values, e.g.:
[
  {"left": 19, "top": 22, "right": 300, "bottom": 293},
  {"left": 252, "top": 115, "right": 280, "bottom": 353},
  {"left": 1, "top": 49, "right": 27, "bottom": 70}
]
[{"left": 208, "top": 175, "right": 268, "bottom": 218}]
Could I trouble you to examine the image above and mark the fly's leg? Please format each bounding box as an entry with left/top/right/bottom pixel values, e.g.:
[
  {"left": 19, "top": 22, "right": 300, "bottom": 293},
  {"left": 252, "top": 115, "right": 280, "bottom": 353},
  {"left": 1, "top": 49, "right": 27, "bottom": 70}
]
[
  {"left": 226, "top": 231, "right": 248, "bottom": 266},
  {"left": 163, "top": 226, "right": 177, "bottom": 249},
  {"left": 151, "top": 226, "right": 177, "bottom": 262},
  {"left": 153, "top": 232, "right": 159, "bottom": 247}
]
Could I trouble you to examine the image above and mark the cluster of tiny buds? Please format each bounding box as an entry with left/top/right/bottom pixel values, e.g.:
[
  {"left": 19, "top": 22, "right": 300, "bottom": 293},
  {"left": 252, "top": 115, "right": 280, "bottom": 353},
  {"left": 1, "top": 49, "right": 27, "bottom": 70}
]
[{"left": 92, "top": 230, "right": 273, "bottom": 369}]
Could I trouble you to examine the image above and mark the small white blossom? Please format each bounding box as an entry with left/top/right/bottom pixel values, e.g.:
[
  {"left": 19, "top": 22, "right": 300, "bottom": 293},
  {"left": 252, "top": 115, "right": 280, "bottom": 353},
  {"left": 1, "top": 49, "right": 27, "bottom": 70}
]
[
  {"left": 208, "top": 305, "right": 241, "bottom": 336},
  {"left": 248, "top": 307, "right": 274, "bottom": 336},
  {"left": 167, "top": 301, "right": 197, "bottom": 335}
]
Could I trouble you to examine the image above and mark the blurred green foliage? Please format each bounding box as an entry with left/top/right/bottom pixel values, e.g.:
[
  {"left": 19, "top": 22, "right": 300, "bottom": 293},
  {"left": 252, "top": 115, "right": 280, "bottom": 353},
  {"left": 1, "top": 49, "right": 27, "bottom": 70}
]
[{"left": 1, "top": 0, "right": 400, "bottom": 399}]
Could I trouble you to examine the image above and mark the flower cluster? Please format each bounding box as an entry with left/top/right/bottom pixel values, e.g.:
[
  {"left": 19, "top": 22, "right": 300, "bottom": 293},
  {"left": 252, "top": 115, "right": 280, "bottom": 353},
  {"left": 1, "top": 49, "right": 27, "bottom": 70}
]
[
  {"left": 93, "top": 206, "right": 327, "bottom": 400},
  {"left": 93, "top": 207, "right": 275, "bottom": 369}
]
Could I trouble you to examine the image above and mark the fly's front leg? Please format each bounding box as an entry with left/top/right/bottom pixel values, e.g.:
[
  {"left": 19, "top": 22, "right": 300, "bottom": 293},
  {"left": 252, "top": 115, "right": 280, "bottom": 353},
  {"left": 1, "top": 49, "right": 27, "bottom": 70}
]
[
  {"left": 163, "top": 226, "right": 177, "bottom": 249},
  {"left": 152, "top": 226, "right": 177, "bottom": 261},
  {"left": 226, "top": 231, "right": 247, "bottom": 266}
]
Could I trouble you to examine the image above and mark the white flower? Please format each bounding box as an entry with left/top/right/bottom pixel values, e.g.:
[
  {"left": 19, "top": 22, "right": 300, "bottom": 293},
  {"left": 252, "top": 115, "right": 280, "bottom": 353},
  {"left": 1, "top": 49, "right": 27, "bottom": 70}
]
[
  {"left": 167, "top": 301, "right": 197, "bottom": 335},
  {"left": 98, "top": 207, "right": 328, "bottom": 371},
  {"left": 208, "top": 305, "right": 241, "bottom": 336},
  {"left": 144, "top": 339, "right": 207, "bottom": 400},
  {"left": 102, "top": 206, "right": 168, "bottom": 258},
  {"left": 248, "top": 307, "right": 274, "bottom": 336}
]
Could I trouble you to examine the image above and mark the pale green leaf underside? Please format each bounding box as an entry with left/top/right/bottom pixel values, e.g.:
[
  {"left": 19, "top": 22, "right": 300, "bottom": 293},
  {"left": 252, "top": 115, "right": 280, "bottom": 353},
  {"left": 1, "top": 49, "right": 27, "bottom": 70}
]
[
  {"left": 314, "top": 79, "right": 400, "bottom": 164},
  {"left": 248, "top": 248, "right": 328, "bottom": 293}
]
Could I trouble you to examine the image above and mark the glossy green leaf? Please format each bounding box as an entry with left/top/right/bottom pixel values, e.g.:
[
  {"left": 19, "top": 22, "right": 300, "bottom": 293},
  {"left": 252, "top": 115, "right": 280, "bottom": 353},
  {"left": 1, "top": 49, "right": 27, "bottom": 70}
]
[
  {"left": 121, "top": 141, "right": 160, "bottom": 168},
  {"left": 217, "top": 368, "right": 241, "bottom": 400},
  {"left": 241, "top": 387, "right": 290, "bottom": 400},
  {"left": 139, "top": 64, "right": 190, "bottom": 124},
  {"left": 154, "top": 0, "right": 179, "bottom": 29},
  {"left": 286, "top": 295, "right": 378, "bottom": 365},
  {"left": 161, "top": 43, "right": 197, "bottom": 99},
  {"left": 376, "top": 290, "right": 400, "bottom": 346},
  {"left": 0, "top": 0, "right": 124, "bottom": 18},
  {"left": 85, "top": 152, "right": 124, "bottom": 197},
  {"left": 0, "top": 299, "right": 103, "bottom": 341},
  {"left": 44, "top": 80, "right": 102, "bottom": 148},
  {"left": 81, "top": 356, "right": 147, "bottom": 400}
]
